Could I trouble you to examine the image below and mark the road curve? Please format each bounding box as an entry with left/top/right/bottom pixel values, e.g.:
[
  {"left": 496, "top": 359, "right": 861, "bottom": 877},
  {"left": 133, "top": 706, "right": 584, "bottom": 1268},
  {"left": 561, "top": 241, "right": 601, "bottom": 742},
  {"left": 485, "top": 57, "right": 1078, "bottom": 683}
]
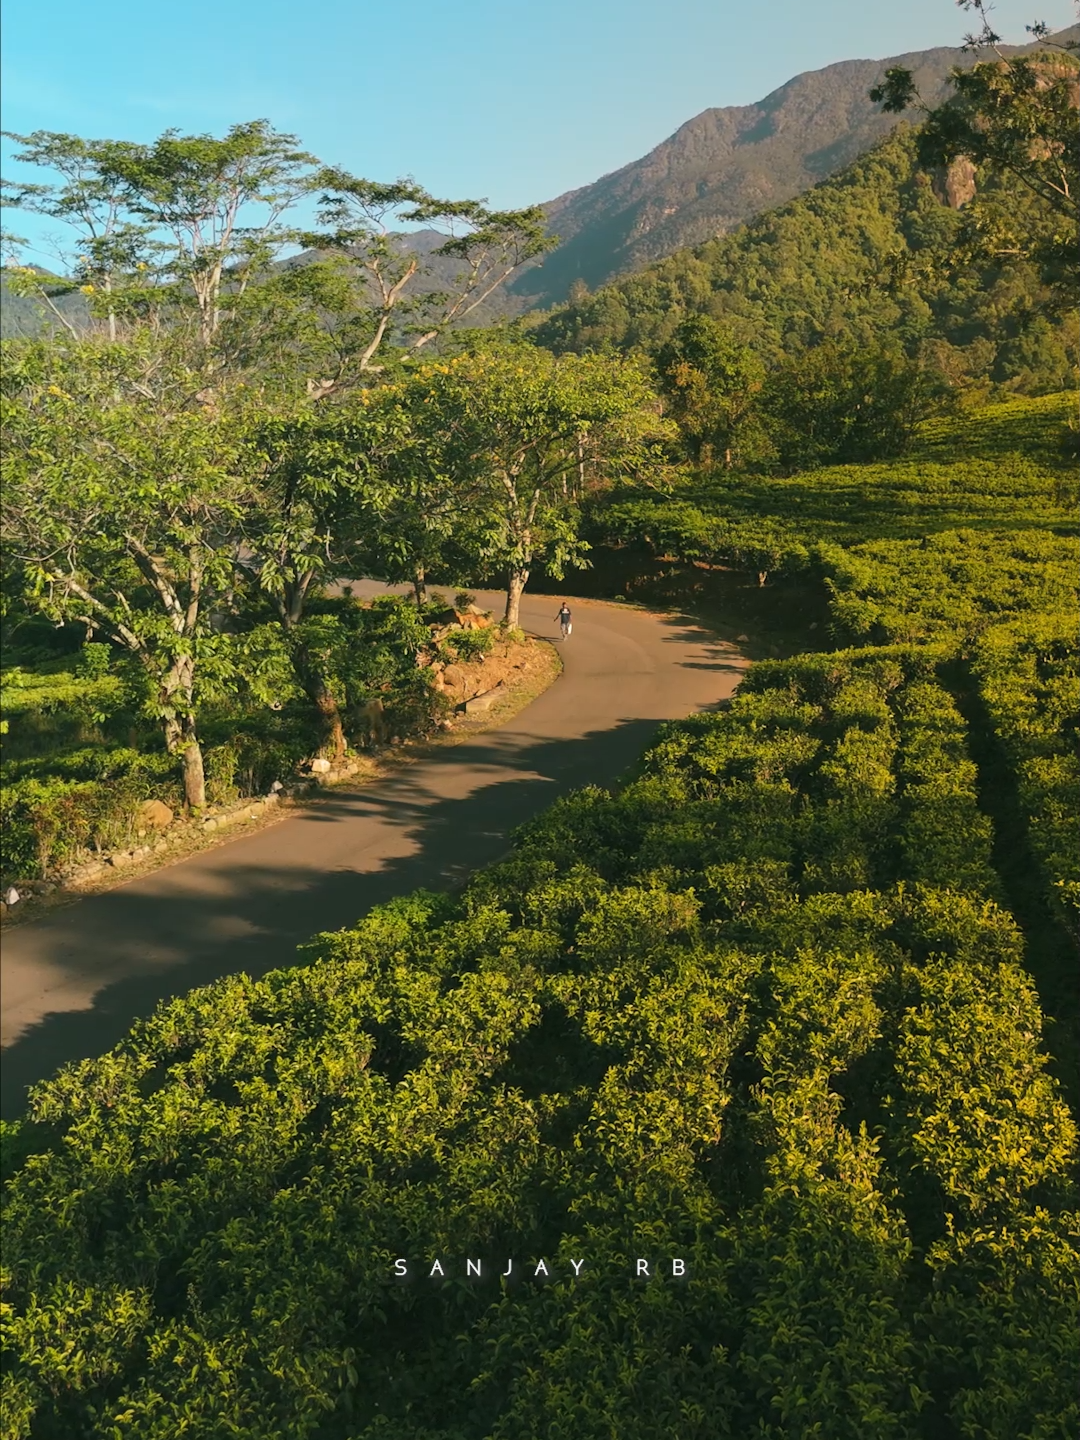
[{"left": 0, "top": 590, "right": 746, "bottom": 1117}]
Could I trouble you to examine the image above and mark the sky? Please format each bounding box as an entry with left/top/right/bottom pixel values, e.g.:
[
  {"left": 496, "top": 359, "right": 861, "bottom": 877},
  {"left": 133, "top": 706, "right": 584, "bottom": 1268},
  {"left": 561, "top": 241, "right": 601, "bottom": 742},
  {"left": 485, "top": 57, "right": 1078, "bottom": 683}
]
[{"left": 2, "top": 0, "right": 1075, "bottom": 265}]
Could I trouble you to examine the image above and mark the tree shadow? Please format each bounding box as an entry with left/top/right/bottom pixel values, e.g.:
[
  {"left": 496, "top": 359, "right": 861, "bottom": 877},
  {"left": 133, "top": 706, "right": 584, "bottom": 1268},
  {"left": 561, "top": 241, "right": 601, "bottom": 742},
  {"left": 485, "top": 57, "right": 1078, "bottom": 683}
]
[{"left": 1, "top": 717, "right": 667, "bottom": 1117}]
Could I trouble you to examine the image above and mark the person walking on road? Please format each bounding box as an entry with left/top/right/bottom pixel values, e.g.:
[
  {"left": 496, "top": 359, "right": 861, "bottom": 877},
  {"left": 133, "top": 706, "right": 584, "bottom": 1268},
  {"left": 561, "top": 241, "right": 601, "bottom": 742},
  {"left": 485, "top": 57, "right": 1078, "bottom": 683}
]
[{"left": 555, "top": 602, "right": 573, "bottom": 639}]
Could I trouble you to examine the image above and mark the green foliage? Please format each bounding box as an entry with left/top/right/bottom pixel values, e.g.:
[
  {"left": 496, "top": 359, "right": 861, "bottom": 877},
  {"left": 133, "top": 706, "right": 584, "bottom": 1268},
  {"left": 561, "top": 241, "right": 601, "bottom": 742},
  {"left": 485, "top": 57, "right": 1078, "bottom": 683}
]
[
  {"left": 3, "top": 95, "right": 1079, "bottom": 1440},
  {"left": 654, "top": 315, "right": 767, "bottom": 466},
  {"left": 872, "top": 13, "right": 1079, "bottom": 300},
  {"left": 532, "top": 129, "right": 1078, "bottom": 397},
  {"left": 587, "top": 392, "right": 1077, "bottom": 595},
  {"left": 759, "top": 340, "right": 949, "bottom": 470},
  {"left": 0, "top": 763, "right": 179, "bottom": 878},
  {"left": 972, "top": 613, "right": 1080, "bottom": 931},
  {"left": 3, "top": 654, "right": 1075, "bottom": 1436},
  {"left": 0, "top": 595, "right": 455, "bottom": 879},
  {"left": 821, "top": 529, "right": 1078, "bottom": 646}
]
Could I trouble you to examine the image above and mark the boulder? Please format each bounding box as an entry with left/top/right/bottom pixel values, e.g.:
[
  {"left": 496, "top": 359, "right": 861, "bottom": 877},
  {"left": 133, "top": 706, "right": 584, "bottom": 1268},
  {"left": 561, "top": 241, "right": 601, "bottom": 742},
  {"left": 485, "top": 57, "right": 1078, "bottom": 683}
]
[
  {"left": 139, "top": 799, "right": 174, "bottom": 831},
  {"left": 309, "top": 757, "right": 332, "bottom": 774},
  {"left": 2, "top": 887, "right": 20, "bottom": 907},
  {"left": 109, "top": 852, "right": 133, "bottom": 868},
  {"left": 460, "top": 682, "right": 507, "bottom": 715}
]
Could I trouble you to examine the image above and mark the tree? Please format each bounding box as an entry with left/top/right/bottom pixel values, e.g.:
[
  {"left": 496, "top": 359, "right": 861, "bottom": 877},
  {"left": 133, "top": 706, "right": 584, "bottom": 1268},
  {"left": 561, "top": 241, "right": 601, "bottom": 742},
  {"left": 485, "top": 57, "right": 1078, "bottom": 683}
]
[
  {"left": 655, "top": 316, "right": 766, "bottom": 468},
  {"left": 0, "top": 133, "right": 159, "bottom": 342},
  {"left": 343, "top": 378, "right": 495, "bottom": 606},
  {"left": 101, "top": 120, "right": 321, "bottom": 346},
  {"left": 761, "top": 342, "right": 946, "bottom": 470},
  {"left": 3, "top": 122, "right": 321, "bottom": 346},
  {"left": 870, "top": 2, "right": 1079, "bottom": 294},
  {"left": 238, "top": 402, "right": 407, "bottom": 758},
  {"left": 395, "top": 348, "right": 672, "bottom": 625},
  {"left": 289, "top": 175, "right": 554, "bottom": 388},
  {"left": 2, "top": 122, "right": 555, "bottom": 379},
  {"left": 1, "top": 338, "right": 249, "bottom": 807}
]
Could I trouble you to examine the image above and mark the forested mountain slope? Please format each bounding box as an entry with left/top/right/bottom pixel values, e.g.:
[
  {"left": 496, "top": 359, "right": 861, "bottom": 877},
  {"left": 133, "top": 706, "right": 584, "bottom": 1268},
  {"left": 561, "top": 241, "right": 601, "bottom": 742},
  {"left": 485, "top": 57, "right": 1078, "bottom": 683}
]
[
  {"left": 531, "top": 128, "right": 1078, "bottom": 394},
  {"left": 506, "top": 23, "right": 1079, "bottom": 311}
]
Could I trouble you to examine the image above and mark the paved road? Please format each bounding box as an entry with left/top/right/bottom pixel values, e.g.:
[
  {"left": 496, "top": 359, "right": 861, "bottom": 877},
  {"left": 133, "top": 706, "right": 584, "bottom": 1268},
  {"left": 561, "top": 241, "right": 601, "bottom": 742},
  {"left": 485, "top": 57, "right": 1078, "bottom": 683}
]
[{"left": 0, "top": 590, "right": 746, "bottom": 1117}]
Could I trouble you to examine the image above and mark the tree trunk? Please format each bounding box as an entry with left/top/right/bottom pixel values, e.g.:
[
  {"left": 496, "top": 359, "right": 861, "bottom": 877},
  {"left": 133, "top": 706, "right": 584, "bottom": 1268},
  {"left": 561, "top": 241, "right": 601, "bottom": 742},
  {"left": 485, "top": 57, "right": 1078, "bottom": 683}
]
[
  {"left": 757, "top": 571, "right": 768, "bottom": 587},
  {"left": 504, "top": 568, "right": 529, "bottom": 628},
  {"left": 181, "top": 726, "right": 207, "bottom": 809},
  {"left": 292, "top": 637, "right": 346, "bottom": 761},
  {"left": 413, "top": 565, "right": 427, "bottom": 606},
  {"left": 163, "top": 712, "right": 207, "bottom": 809},
  {"left": 159, "top": 657, "right": 206, "bottom": 808}
]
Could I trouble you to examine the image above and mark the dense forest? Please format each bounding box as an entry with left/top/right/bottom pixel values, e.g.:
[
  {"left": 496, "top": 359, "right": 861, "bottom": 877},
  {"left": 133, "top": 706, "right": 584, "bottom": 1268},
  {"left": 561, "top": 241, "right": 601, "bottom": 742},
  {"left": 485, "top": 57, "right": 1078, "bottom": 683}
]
[
  {"left": 1, "top": 21, "right": 1078, "bottom": 1439},
  {"left": 531, "top": 127, "right": 1077, "bottom": 397}
]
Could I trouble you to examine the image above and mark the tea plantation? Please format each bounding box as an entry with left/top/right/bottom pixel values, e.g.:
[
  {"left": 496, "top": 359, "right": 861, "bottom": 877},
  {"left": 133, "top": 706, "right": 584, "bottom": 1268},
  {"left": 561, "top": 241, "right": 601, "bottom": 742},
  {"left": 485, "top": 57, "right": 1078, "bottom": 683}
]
[{"left": 2, "top": 394, "right": 1077, "bottom": 1439}]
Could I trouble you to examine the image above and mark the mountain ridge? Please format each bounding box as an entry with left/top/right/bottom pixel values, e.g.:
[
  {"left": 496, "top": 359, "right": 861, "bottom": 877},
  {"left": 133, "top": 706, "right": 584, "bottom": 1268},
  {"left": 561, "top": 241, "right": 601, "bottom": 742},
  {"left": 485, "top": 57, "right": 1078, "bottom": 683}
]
[{"left": 505, "top": 27, "right": 1078, "bottom": 311}]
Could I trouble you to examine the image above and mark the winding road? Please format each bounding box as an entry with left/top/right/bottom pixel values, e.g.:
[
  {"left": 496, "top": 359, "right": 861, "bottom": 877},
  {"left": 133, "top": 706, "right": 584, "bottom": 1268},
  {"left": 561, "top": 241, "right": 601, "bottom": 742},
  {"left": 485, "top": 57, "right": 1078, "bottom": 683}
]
[{"left": 0, "top": 590, "right": 746, "bottom": 1118}]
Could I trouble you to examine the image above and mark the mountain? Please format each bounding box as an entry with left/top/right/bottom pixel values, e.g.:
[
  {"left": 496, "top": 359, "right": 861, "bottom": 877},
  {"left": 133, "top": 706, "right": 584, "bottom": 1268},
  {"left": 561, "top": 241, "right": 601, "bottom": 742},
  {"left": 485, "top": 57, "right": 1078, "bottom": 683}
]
[
  {"left": 0, "top": 271, "right": 89, "bottom": 339},
  {"left": 5, "top": 27, "right": 1074, "bottom": 339},
  {"left": 503, "top": 27, "right": 1079, "bottom": 313},
  {"left": 528, "top": 127, "right": 1077, "bottom": 397}
]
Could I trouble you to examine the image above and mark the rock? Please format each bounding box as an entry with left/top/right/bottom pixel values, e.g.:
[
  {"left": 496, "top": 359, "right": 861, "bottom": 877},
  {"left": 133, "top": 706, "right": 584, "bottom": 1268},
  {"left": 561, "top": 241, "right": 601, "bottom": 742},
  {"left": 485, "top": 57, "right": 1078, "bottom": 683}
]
[
  {"left": 139, "top": 799, "right": 175, "bottom": 830},
  {"left": 203, "top": 818, "right": 218, "bottom": 830},
  {"left": 310, "top": 757, "right": 332, "bottom": 774},
  {"left": 736, "top": 634, "right": 750, "bottom": 643},
  {"left": 264, "top": 793, "right": 279, "bottom": 807},
  {"left": 442, "top": 665, "right": 467, "bottom": 691},
  {"left": 77, "top": 863, "right": 106, "bottom": 882},
  {"left": 40, "top": 882, "right": 57, "bottom": 895},
  {"left": 932, "top": 155, "right": 977, "bottom": 209},
  {"left": 3, "top": 887, "right": 20, "bottom": 907},
  {"left": 809, "top": 622, "right": 818, "bottom": 630},
  {"left": 270, "top": 780, "right": 283, "bottom": 793},
  {"left": 460, "top": 682, "right": 507, "bottom": 715},
  {"left": 132, "top": 846, "right": 151, "bottom": 859},
  {"left": 109, "top": 852, "right": 133, "bottom": 868}
]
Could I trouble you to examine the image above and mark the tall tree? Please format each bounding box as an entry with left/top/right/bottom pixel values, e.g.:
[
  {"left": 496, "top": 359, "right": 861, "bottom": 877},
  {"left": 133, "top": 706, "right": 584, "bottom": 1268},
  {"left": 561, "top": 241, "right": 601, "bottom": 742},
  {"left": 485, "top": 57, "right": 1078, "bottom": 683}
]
[
  {"left": 238, "top": 402, "right": 403, "bottom": 758},
  {"left": 392, "top": 348, "right": 672, "bottom": 625},
  {"left": 3, "top": 125, "right": 556, "bottom": 387},
  {"left": 655, "top": 316, "right": 766, "bottom": 468},
  {"left": 287, "top": 176, "right": 554, "bottom": 389},
  {"left": 1, "top": 338, "right": 248, "bottom": 807},
  {"left": 99, "top": 120, "right": 321, "bottom": 345},
  {"left": 870, "top": 2, "right": 1079, "bottom": 295},
  {"left": 0, "top": 132, "right": 157, "bottom": 340},
  {"left": 760, "top": 341, "right": 946, "bottom": 469}
]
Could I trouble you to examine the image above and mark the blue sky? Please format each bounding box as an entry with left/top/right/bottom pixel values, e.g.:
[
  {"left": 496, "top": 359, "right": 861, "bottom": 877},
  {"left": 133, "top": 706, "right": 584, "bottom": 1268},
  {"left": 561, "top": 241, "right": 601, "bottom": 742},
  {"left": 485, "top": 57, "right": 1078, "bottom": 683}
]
[{"left": 2, "top": 0, "right": 1075, "bottom": 264}]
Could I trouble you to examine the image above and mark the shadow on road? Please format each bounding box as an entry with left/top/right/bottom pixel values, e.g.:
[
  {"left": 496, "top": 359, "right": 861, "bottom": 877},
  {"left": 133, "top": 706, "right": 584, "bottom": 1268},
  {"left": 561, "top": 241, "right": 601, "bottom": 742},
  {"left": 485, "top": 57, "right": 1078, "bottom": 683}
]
[{"left": 1, "top": 717, "right": 664, "bottom": 1118}]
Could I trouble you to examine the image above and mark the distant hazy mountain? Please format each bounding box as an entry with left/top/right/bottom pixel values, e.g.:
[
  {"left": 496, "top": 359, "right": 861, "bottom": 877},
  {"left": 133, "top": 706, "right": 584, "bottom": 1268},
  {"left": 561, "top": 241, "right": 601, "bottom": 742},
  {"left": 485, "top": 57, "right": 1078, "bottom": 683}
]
[
  {"left": 0, "top": 272, "right": 90, "bottom": 339},
  {"left": 503, "top": 26, "right": 1078, "bottom": 313}
]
